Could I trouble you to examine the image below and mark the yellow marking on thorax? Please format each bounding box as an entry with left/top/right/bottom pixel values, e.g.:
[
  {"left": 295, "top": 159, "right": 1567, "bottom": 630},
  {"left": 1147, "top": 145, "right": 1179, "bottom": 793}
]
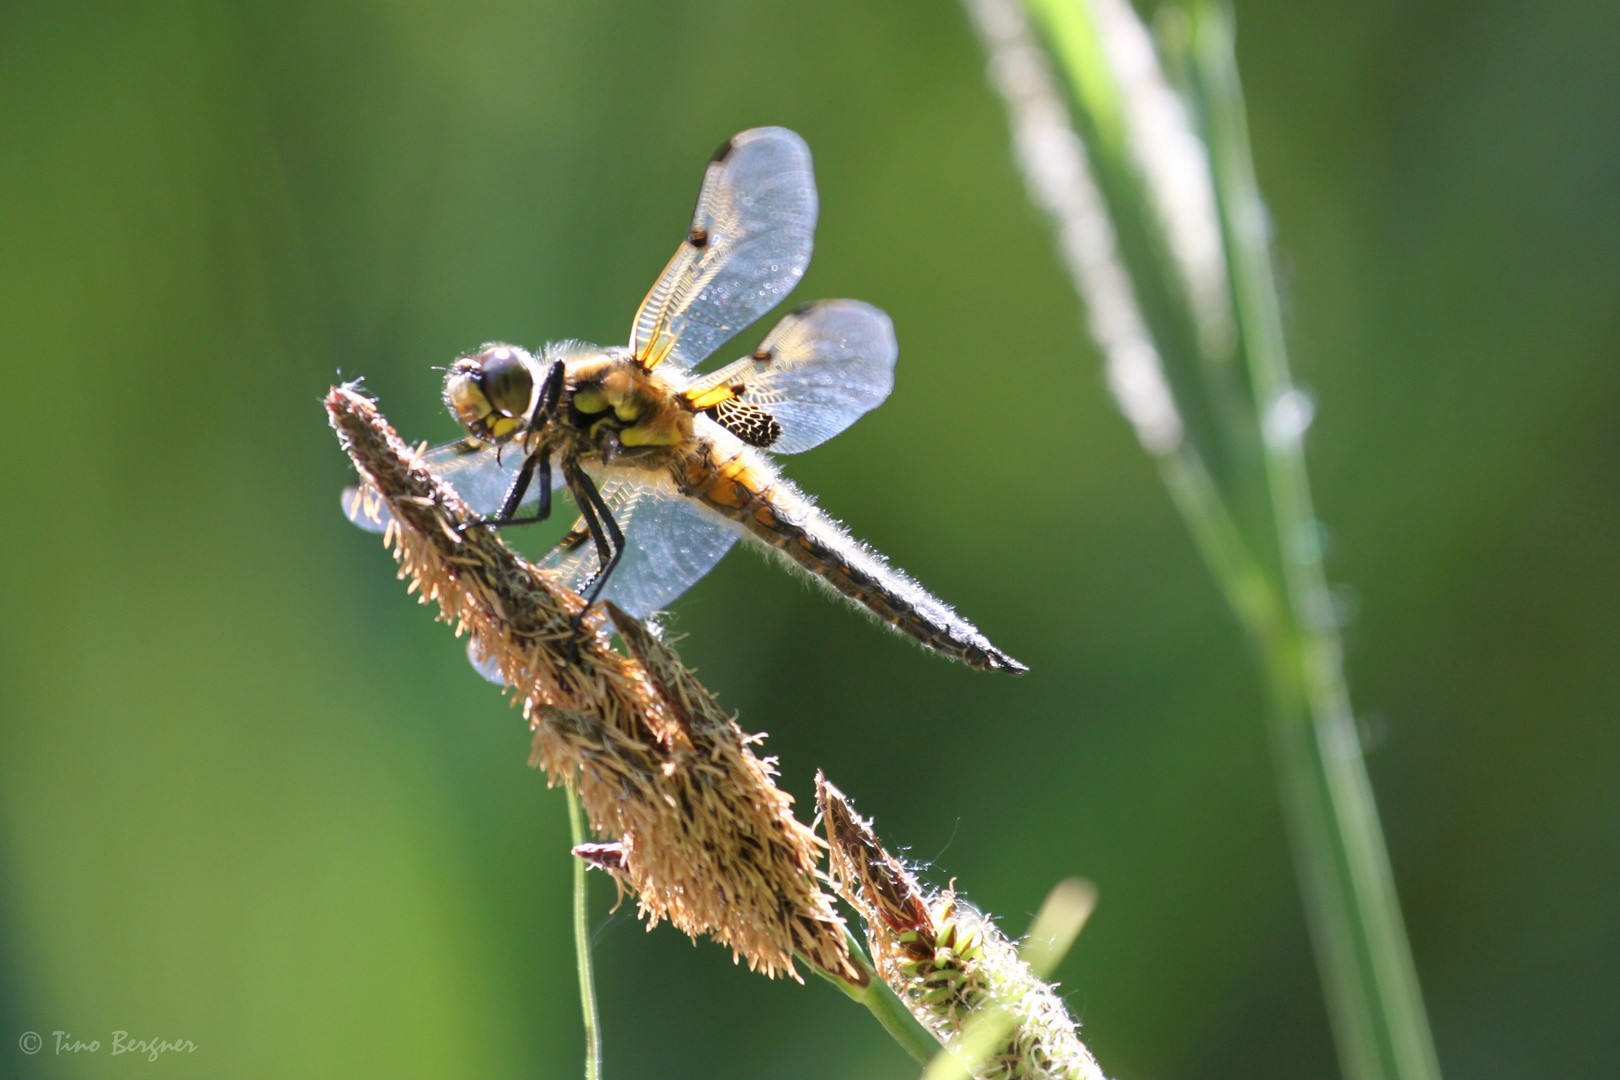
[
  {"left": 572, "top": 359, "right": 692, "bottom": 449},
  {"left": 572, "top": 387, "right": 609, "bottom": 415},
  {"left": 619, "top": 423, "right": 684, "bottom": 448}
]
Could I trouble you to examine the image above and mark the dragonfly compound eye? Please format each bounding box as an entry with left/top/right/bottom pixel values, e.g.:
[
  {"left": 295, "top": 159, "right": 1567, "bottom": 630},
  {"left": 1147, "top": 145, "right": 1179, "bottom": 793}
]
[{"left": 478, "top": 346, "right": 535, "bottom": 418}]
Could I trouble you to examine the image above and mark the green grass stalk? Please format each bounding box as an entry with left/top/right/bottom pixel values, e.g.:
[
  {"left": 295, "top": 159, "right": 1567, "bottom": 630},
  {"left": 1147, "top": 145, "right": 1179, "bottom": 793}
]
[
  {"left": 979, "top": 1, "right": 1444, "bottom": 1076},
  {"left": 1021, "top": 0, "right": 1270, "bottom": 529},
  {"left": 1184, "top": 9, "right": 1443, "bottom": 1079},
  {"left": 566, "top": 786, "right": 604, "bottom": 1080},
  {"left": 809, "top": 932, "right": 940, "bottom": 1065}
]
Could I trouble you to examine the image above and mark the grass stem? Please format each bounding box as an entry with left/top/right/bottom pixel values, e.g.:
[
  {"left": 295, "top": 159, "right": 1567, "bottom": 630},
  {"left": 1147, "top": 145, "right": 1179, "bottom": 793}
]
[
  {"left": 566, "top": 785, "right": 604, "bottom": 1080},
  {"left": 973, "top": 1, "right": 1445, "bottom": 1076},
  {"left": 809, "top": 931, "right": 940, "bottom": 1065},
  {"left": 1185, "top": 9, "right": 1443, "bottom": 1079}
]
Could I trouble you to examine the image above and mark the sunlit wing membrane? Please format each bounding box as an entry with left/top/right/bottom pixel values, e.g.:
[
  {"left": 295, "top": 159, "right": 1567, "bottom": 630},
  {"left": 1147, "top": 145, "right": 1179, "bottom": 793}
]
[
  {"left": 630, "top": 127, "right": 817, "bottom": 372},
  {"left": 540, "top": 468, "right": 742, "bottom": 618},
  {"left": 685, "top": 299, "right": 898, "bottom": 455},
  {"left": 341, "top": 439, "right": 549, "bottom": 534},
  {"left": 466, "top": 638, "right": 506, "bottom": 685}
]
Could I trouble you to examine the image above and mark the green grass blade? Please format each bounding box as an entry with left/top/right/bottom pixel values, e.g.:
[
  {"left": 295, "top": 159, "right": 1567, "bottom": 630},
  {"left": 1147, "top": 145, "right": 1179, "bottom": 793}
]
[
  {"left": 1023, "top": 0, "right": 1271, "bottom": 531},
  {"left": 808, "top": 931, "right": 941, "bottom": 1065},
  {"left": 565, "top": 787, "right": 604, "bottom": 1080},
  {"left": 1183, "top": 7, "right": 1444, "bottom": 1079},
  {"left": 973, "top": 1, "right": 1446, "bottom": 1076}
]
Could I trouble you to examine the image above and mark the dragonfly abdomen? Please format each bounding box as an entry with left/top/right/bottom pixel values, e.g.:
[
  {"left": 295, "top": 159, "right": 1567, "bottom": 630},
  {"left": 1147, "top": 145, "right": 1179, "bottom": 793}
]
[{"left": 675, "top": 443, "right": 1026, "bottom": 673}]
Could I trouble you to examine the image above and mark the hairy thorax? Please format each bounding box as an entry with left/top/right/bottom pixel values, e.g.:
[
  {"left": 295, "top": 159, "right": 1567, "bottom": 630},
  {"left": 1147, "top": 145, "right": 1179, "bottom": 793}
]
[{"left": 547, "top": 349, "right": 700, "bottom": 467}]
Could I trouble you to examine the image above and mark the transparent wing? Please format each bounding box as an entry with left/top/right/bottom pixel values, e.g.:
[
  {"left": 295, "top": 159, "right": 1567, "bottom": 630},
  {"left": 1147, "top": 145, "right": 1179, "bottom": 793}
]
[
  {"left": 688, "top": 300, "right": 897, "bottom": 454},
  {"left": 630, "top": 127, "right": 817, "bottom": 372},
  {"left": 540, "top": 469, "right": 741, "bottom": 619},
  {"left": 341, "top": 439, "right": 549, "bottom": 534},
  {"left": 466, "top": 638, "right": 506, "bottom": 686}
]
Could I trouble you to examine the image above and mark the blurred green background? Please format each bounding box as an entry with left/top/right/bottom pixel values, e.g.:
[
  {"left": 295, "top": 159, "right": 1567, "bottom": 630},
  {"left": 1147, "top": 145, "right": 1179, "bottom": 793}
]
[{"left": 1, "top": 0, "right": 1615, "bottom": 1077}]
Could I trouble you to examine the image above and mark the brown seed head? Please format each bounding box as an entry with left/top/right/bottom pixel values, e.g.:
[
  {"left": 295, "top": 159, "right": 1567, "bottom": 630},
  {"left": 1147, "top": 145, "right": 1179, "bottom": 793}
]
[
  {"left": 327, "top": 385, "right": 853, "bottom": 980},
  {"left": 817, "top": 774, "right": 1107, "bottom": 1080}
]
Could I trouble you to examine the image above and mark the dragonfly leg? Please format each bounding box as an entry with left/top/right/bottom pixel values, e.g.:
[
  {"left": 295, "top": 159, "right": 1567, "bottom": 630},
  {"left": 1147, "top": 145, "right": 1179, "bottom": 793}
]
[
  {"left": 459, "top": 452, "right": 552, "bottom": 530},
  {"left": 537, "top": 359, "right": 566, "bottom": 418},
  {"left": 566, "top": 465, "right": 625, "bottom": 604},
  {"left": 561, "top": 463, "right": 625, "bottom": 664},
  {"left": 457, "top": 360, "right": 561, "bottom": 533}
]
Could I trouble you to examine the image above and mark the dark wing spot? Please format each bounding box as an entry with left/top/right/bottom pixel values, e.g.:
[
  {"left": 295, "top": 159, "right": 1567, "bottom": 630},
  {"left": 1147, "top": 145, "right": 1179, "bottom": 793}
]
[
  {"left": 705, "top": 399, "right": 783, "bottom": 449},
  {"left": 751, "top": 347, "right": 774, "bottom": 363},
  {"left": 688, "top": 226, "right": 710, "bottom": 249},
  {"left": 710, "top": 136, "right": 736, "bottom": 164}
]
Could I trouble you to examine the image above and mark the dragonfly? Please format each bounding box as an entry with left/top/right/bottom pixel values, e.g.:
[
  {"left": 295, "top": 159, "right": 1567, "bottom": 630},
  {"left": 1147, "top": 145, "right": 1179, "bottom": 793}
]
[{"left": 345, "top": 126, "right": 1024, "bottom": 674}]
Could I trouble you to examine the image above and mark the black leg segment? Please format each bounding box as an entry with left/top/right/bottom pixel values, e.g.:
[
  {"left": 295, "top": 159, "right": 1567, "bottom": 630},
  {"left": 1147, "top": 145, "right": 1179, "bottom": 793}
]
[
  {"left": 563, "top": 463, "right": 624, "bottom": 605},
  {"left": 495, "top": 453, "right": 537, "bottom": 521},
  {"left": 462, "top": 452, "right": 555, "bottom": 530},
  {"left": 537, "top": 359, "right": 566, "bottom": 419}
]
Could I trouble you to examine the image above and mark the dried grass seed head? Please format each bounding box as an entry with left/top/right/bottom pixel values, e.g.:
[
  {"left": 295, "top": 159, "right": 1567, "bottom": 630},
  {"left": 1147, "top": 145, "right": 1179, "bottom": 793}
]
[
  {"left": 817, "top": 773, "right": 1107, "bottom": 1080},
  {"left": 328, "top": 385, "right": 853, "bottom": 981}
]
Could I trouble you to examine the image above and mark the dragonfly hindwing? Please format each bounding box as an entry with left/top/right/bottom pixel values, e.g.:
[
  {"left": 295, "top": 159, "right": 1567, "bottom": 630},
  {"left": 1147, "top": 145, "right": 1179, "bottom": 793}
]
[{"left": 705, "top": 398, "right": 783, "bottom": 448}]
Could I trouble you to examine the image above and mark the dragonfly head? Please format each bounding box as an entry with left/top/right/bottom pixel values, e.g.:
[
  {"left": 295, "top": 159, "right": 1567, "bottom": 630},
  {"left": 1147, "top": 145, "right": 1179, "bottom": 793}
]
[{"left": 443, "top": 343, "right": 536, "bottom": 443}]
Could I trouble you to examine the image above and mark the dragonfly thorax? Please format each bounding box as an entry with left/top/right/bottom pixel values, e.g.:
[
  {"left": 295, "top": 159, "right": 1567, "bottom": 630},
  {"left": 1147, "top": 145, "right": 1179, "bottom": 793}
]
[{"left": 562, "top": 347, "right": 694, "bottom": 453}]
